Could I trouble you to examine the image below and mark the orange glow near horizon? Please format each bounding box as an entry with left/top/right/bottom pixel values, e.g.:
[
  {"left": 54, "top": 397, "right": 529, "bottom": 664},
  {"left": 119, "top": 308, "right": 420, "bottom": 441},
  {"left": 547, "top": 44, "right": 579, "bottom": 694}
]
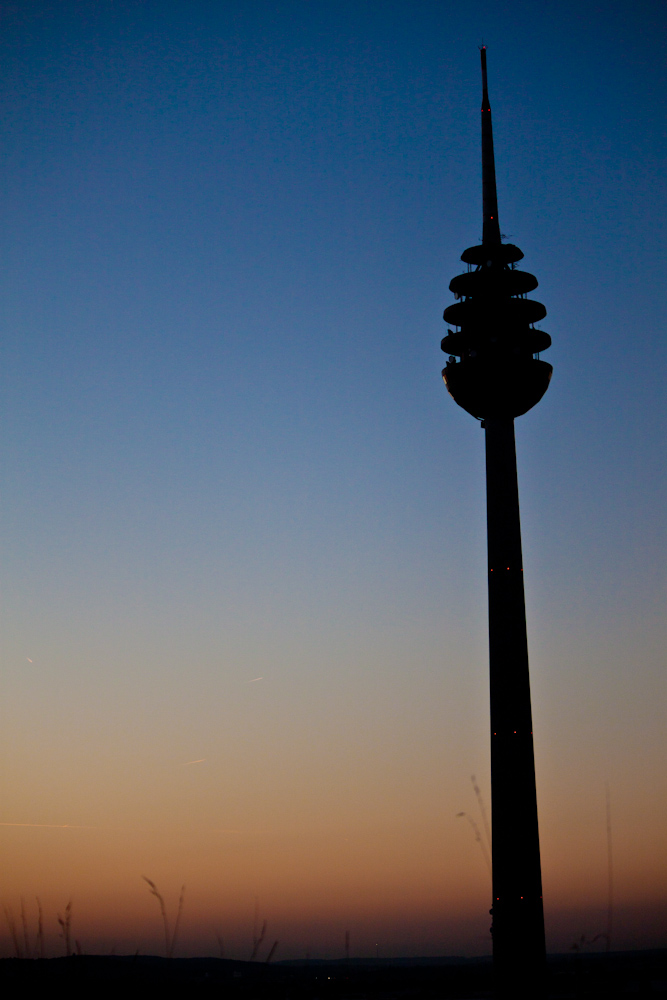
[
  {"left": 2, "top": 734, "right": 666, "bottom": 958},
  {"left": 1, "top": 616, "right": 666, "bottom": 959}
]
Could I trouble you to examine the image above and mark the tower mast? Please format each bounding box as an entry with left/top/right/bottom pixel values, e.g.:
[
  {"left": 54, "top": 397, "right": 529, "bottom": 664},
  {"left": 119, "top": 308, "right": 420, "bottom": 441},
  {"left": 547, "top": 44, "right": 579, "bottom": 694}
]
[
  {"left": 480, "top": 46, "right": 501, "bottom": 247},
  {"left": 441, "top": 49, "right": 551, "bottom": 998}
]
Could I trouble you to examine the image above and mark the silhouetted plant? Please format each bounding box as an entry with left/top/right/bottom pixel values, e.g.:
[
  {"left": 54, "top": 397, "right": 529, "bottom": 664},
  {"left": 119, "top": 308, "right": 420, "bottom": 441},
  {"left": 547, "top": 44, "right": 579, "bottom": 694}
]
[
  {"left": 142, "top": 877, "right": 185, "bottom": 958},
  {"left": 265, "top": 940, "right": 279, "bottom": 963},
  {"left": 20, "top": 898, "right": 30, "bottom": 958},
  {"left": 4, "top": 897, "right": 45, "bottom": 958},
  {"left": 215, "top": 930, "right": 224, "bottom": 958},
  {"left": 471, "top": 774, "right": 492, "bottom": 850},
  {"left": 456, "top": 811, "right": 492, "bottom": 877},
  {"left": 36, "top": 898, "right": 44, "bottom": 959},
  {"left": 171, "top": 884, "right": 185, "bottom": 957},
  {"left": 249, "top": 896, "right": 268, "bottom": 960},
  {"left": 570, "top": 932, "right": 607, "bottom": 953},
  {"left": 4, "top": 907, "right": 22, "bottom": 958},
  {"left": 250, "top": 919, "right": 267, "bottom": 960},
  {"left": 456, "top": 774, "right": 493, "bottom": 879},
  {"left": 57, "top": 900, "right": 73, "bottom": 956}
]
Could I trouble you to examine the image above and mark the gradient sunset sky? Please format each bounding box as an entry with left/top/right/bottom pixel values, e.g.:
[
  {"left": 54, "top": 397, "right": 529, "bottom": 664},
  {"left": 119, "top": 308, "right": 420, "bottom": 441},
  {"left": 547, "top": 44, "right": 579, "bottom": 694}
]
[{"left": 1, "top": 0, "right": 665, "bottom": 959}]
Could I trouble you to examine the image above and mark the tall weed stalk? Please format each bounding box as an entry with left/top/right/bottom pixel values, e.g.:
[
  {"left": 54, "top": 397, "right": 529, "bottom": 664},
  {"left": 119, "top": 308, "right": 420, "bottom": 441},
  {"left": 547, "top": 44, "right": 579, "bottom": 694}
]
[
  {"left": 143, "top": 877, "right": 185, "bottom": 958},
  {"left": 57, "top": 901, "right": 73, "bottom": 956}
]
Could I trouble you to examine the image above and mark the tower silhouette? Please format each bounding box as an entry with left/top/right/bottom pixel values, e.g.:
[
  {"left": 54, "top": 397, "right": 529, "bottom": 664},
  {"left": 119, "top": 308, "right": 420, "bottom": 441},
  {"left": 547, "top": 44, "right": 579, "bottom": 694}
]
[{"left": 442, "top": 49, "right": 550, "bottom": 998}]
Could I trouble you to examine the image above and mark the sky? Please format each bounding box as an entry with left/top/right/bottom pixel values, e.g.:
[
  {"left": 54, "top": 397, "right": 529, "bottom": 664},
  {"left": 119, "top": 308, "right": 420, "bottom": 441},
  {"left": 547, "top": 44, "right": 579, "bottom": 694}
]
[{"left": 0, "top": 0, "right": 665, "bottom": 960}]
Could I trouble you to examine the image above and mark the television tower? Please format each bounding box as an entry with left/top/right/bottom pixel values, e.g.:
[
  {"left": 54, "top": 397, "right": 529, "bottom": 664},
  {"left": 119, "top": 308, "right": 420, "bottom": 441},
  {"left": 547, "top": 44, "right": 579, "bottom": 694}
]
[{"left": 441, "top": 49, "right": 551, "bottom": 998}]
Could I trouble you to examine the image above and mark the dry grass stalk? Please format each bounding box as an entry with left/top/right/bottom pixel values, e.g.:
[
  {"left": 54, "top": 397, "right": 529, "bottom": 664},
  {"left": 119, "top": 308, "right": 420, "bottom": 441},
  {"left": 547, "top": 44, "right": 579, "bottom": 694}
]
[
  {"left": 20, "top": 898, "right": 30, "bottom": 958},
  {"left": 143, "top": 877, "right": 185, "bottom": 958},
  {"left": 456, "top": 811, "right": 492, "bottom": 877},
  {"left": 250, "top": 918, "right": 267, "bottom": 960},
  {"left": 143, "top": 878, "right": 170, "bottom": 957},
  {"left": 265, "top": 940, "right": 278, "bottom": 964},
  {"left": 57, "top": 900, "right": 73, "bottom": 956},
  {"left": 605, "top": 783, "right": 613, "bottom": 953},
  {"left": 215, "top": 930, "right": 224, "bottom": 959},
  {"left": 471, "top": 774, "right": 492, "bottom": 850},
  {"left": 36, "top": 898, "right": 44, "bottom": 959},
  {"left": 4, "top": 907, "right": 22, "bottom": 958},
  {"left": 170, "top": 884, "right": 186, "bottom": 958}
]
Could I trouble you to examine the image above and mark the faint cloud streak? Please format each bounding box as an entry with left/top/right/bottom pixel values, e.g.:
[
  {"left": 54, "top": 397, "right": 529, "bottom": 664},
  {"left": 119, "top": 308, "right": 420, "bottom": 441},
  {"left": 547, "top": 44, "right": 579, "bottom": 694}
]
[{"left": 0, "top": 822, "right": 97, "bottom": 829}]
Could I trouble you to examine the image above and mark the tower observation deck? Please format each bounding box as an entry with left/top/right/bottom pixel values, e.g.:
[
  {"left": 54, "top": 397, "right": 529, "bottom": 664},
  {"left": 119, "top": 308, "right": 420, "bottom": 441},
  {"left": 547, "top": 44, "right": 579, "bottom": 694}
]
[{"left": 442, "top": 49, "right": 551, "bottom": 998}]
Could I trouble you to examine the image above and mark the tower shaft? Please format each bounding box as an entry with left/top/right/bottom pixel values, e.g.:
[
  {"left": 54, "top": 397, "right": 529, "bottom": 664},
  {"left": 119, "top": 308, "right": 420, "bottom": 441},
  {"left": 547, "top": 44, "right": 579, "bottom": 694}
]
[{"left": 486, "top": 417, "right": 546, "bottom": 997}]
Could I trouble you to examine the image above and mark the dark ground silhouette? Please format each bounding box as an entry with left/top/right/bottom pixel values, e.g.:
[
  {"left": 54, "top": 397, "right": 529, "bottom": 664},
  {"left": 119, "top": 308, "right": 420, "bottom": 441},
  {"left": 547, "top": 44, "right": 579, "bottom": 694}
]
[{"left": 1, "top": 949, "right": 666, "bottom": 998}]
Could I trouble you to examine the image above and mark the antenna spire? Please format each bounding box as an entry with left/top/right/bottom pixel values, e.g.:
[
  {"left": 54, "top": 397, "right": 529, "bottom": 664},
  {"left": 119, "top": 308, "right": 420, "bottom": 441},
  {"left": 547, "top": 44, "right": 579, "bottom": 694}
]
[{"left": 480, "top": 47, "right": 501, "bottom": 245}]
